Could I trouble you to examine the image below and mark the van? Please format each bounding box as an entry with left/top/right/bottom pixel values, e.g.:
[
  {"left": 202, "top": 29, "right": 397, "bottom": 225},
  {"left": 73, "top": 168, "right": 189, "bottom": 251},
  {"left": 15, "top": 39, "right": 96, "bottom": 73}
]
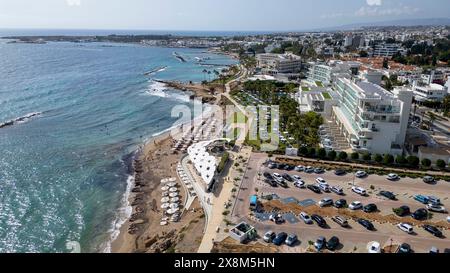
[{"left": 428, "top": 196, "right": 441, "bottom": 205}]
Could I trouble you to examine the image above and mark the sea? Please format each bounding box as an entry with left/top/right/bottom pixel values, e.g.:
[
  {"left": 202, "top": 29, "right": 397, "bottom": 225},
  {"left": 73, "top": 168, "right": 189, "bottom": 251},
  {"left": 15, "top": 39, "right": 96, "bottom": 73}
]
[{"left": 0, "top": 35, "right": 237, "bottom": 253}]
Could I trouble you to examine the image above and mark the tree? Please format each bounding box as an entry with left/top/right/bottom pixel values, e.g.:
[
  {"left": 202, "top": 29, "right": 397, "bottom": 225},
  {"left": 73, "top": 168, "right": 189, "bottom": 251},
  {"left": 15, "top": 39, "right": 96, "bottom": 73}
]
[
  {"left": 338, "top": 152, "right": 348, "bottom": 161},
  {"left": 362, "top": 152, "right": 371, "bottom": 161},
  {"left": 374, "top": 154, "right": 383, "bottom": 163},
  {"left": 317, "top": 148, "right": 327, "bottom": 159},
  {"left": 359, "top": 50, "right": 368, "bottom": 57},
  {"left": 436, "top": 159, "right": 446, "bottom": 169},
  {"left": 327, "top": 150, "right": 337, "bottom": 161},
  {"left": 383, "top": 154, "right": 394, "bottom": 165},
  {"left": 351, "top": 152, "right": 360, "bottom": 161},
  {"left": 421, "top": 158, "right": 432, "bottom": 168},
  {"left": 308, "top": 147, "right": 316, "bottom": 158},
  {"left": 298, "top": 146, "right": 308, "bottom": 156},
  {"left": 407, "top": 156, "right": 420, "bottom": 168},
  {"left": 395, "top": 155, "right": 407, "bottom": 165},
  {"left": 383, "top": 58, "right": 389, "bottom": 69}
]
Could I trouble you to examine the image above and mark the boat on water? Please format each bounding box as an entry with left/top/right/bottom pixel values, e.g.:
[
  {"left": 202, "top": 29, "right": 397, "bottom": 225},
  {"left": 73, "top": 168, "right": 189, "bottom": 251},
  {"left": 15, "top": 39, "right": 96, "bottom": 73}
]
[
  {"left": 173, "top": 52, "right": 187, "bottom": 63},
  {"left": 144, "top": 66, "right": 168, "bottom": 76}
]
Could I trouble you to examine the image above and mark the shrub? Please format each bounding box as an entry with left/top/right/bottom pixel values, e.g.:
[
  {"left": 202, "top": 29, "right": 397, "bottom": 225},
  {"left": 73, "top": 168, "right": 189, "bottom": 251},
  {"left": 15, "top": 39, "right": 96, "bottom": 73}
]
[
  {"left": 351, "top": 152, "right": 360, "bottom": 160},
  {"left": 421, "top": 158, "right": 432, "bottom": 167},
  {"left": 373, "top": 154, "right": 383, "bottom": 163},
  {"left": 327, "top": 150, "right": 337, "bottom": 161},
  {"left": 338, "top": 151, "right": 348, "bottom": 161},
  {"left": 407, "top": 156, "right": 420, "bottom": 168},
  {"left": 383, "top": 154, "right": 394, "bottom": 165},
  {"left": 217, "top": 152, "right": 230, "bottom": 173},
  {"left": 308, "top": 147, "right": 317, "bottom": 158},
  {"left": 362, "top": 152, "right": 371, "bottom": 161},
  {"left": 395, "top": 155, "right": 407, "bottom": 165},
  {"left": 299, "top": 146, "right": 308, "bottom": 156},
  {"left": 436, "top": 159, "right": 446, "bottom": 169},
  {"left": 317, "top": 148, "right": 327, "bottom": 159},
  {"left": 222, "top": 210, "right": 230, "bottom": 216}
]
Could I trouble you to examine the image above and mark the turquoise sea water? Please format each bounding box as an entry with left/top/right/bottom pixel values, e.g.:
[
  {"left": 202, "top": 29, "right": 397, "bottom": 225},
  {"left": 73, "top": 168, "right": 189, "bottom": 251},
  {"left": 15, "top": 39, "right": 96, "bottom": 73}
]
[{"left": 0, "top": 40, "right": 236, "bottom": 252}]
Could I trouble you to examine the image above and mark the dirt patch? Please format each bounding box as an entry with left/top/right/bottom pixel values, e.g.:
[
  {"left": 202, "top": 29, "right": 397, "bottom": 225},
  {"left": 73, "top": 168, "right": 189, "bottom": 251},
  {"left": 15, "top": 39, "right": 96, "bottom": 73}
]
[{"left": 211, "top": 237, "right": 278, "bottom": 253}]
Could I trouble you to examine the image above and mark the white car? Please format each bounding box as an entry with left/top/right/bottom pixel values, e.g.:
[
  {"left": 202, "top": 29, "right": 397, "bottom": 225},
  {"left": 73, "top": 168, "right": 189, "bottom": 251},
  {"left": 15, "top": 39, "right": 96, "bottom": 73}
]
[
  {"left": 319, "top": 198, "right": 334, "bottom": 208},
  {"left": 352, "top": 186, "right": 367, "bottom": 196},
  {"left": 330, "top": 186, "right": 344, "bottom": 195},
  {"left": 397, "top": 223, "right": 414, "bottom": 234},
  {"left": 318, "top": 183, "right": 330, "bottom": 192},
  {"left": 387, "top": 173, "right": 399, "bottom": 181},
  {"left": 294, "top": 166, "right": 304, "bottom": 172},
  {"left": 316, "top": 177, "right": 328, "bottom": 186},
  {"left": 294, "top": 180, "right": 306, "bottom": 188},
  {"left": 263, "top": 231, "right": 275, "bottom": 243},
  {"left": 272, "top": 173, "right": 283, "bottom": 182},
  {"left": 368, "top": 242, "right": 381, "bottom": 253},
  {"left": 349, "top": 201, "right": 363, "bottom": 210},
  {"left": 447, "top": 216, "right": 450, "bottom": 223},
  {"left": 299, "top": 212, "right": 313, "bottom": 224},
  {"left": 305, "top": 166, "right": 314, "bottom": 173},
  {"left": 293, "top": 175, "right": 302, "bottom": 181},
  {"left": 427, "top": 204, "right": 447, "bottom": 213},
  {"left": 355, "top": 171, "right": 368, "bottom": 178}
]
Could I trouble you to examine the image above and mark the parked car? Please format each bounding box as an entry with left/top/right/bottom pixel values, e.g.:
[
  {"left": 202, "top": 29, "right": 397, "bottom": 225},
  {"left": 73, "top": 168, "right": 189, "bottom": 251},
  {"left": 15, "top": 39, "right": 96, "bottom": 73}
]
[
  {"left": 394, "top": 206, "right": 411, "bottom": 217},
  {"left": 294, "top": 165, "right": 304, "bottom": 172},
  {"left": 330, "top": 186, "right": 344, "bottom": 195},
  {"left": 285, "top": 165, "right": 295, "bottom": 171},
  {"left": 282, "top": 173, "right": 293, "bottom": 182},
  {"left": 305, "top": 166, "right": 314, "bottom": 173},
  {"left": 314, "top": 167, "right": 325, "bottom": 174},
  {"left": 411, "top": 208, "right": 428, "bottom": 220},
  {"left": 276, "top": 164, "right": 286, "bottom": 170},
  {"left": 363, "top": 204, "right": 378, "bottom": 213},
  {"left": 358, "top": 219, "right": 375, "bottom": 231},
  {"left": 268, "top": 162, "right": 277, "bottom": 169},
  {"left": 272, "top": 173, "right": 283, "bottom": 182},
  {"left": 334, "top": 169, "right": 346, "bottom": 176},
  {"left": 423, "top": 176, "right": 435, "bottom": 184},
  {"left": 334, "top": 199, "right": 347, "bottom": 208},
  {"left": 414, "top": 195, "right": 429, "bottom": 204},
  {"left": 264, "top": 178, "right": 278, "bottom": 187},
  {"left": 427, "top": 204, "right": 447, "bottom": 213},
  {"left": 379, "top": 191, "right": 396, "bottom": 200},
  {"left": 292, "top": 175, "right": 302, "bottom": 181},
  {"left": 311, "top": 214, "right": 327, "bottom": 228},
  {"left": 352, "top": 186, "right": 367, "bottom": 196},
  {"left": 272, "top": 232, "right": 288, "bottom": 246},
  {"left": 263, "top": 172, "right": 273, "bottom": 179},
  {"left": 387, "top": 173, "right": 400, "bottom": 181},
  {"left": 349, "top": 201, "right": 363, "bottom": 210},
  {"left": 318, "top": 183, "right": 330, "bottom": 193},
  {"left": 326, "top": 236, "right": 340, "bottom": 250},
  {"left": 307, "top": 185, "right": 321, "bottom": 194},
  {"left": 355, "top": 170, "right": 368, "bottom": 178},
  {"left": 316, "top": 177, "right": 328, "bottom": 185},
  {"left": 429, "top": 247, "right": 439, "bottom": 254},
  {"left": 314, "top": 237, "right": 326, "bottom": 251},
  {"left": 423, "top": 225, "right": 443, "bottom": 238},
  {"left": 319, "top": 198, "right": 334, "bottom": 208},
  {"left": 397, "top": 223, "right": 414, "bottom": 234},
  {"left": 427, "top": 196, "right": 441, "bottom": 206},
  {"left": 398, "top": 243, "right": 412, "bottom": 253},
  {"left": 285, "top": 234, "right": 298, "bottom": 246},
  {"left": 299, "top": 212, "right": 313, "bottom": 224},
  {"left": 368, "top": 242, "right": 381, "bottom": 253},
  {"left": 263, "top": 231, "right": 276, "bottom": 243},
  {"left": 447, "top": 216, "right": 450, "bottom": 223},
  {"left": 332, "top": 216, "right": 349, "bottom": 227},
  {"left": 269, "top": 214, "right": 285, "bottom": 224},
  {"left": 294, "top": 180, "right": 306, "bottom": 188}
]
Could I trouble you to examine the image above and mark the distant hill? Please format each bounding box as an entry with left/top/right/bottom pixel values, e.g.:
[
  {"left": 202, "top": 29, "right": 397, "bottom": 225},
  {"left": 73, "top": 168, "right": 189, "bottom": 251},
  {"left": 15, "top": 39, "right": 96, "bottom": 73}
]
[{"left": 316, "top": 18, "right": 450, "bottom": 31}]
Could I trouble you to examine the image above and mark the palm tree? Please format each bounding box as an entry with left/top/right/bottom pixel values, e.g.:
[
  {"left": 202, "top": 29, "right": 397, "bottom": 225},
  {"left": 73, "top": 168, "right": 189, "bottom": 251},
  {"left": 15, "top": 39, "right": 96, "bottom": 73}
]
[{"left": 428, "top": 112, "right": 436, "bottom": 133}]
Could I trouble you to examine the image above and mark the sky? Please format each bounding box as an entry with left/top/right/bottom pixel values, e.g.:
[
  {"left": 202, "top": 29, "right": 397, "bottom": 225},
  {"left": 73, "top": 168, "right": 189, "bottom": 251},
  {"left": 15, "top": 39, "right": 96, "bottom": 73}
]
[{"left": 0, "top": 0, "right": 449, "bottom": 31}]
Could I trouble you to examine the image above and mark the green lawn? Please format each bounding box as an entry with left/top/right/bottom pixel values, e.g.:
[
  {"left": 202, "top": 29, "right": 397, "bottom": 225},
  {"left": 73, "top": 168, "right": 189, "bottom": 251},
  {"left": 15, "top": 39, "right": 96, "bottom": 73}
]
[
  {"left": 302, "top": 87, "right": 311, "bottom": 92},
  {"left": 323, "top": 92, "right": 331, "bottom": 100},
  {"left": 315, "top": 81, "right": 324, "bottom": 87}
]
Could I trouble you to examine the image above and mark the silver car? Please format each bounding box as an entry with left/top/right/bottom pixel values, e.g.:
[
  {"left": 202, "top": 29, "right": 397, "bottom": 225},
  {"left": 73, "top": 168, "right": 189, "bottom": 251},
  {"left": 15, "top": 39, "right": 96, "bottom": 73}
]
[{"left": 299, "top": 212, "right": 313, "bottom": 224}]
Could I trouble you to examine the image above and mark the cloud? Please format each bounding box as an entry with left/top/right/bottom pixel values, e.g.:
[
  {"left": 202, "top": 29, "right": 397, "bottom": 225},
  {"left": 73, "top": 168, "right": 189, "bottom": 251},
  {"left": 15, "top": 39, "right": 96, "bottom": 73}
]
[
  {"left": 355, "top": 5, "right": 419, "bottom": 17},
  {"left": 66, "top": 0, "right": 81, "bottom": 6},
  {"left": 366, "top": 0, "right": 382, "bottom": 6}
]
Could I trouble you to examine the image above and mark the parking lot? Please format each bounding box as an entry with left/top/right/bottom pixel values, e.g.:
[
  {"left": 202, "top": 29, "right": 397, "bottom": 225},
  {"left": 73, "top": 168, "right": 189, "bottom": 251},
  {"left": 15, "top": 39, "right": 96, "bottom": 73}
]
[{"left": 231, "top": 153, "right": 450, "bottom": 253}]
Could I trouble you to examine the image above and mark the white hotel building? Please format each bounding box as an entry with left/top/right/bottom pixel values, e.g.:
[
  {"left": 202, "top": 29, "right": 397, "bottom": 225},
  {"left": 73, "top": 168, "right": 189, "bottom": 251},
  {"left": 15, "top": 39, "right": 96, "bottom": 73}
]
[{"left": 331, "top": 78, "right": 413, "bottom": 155}]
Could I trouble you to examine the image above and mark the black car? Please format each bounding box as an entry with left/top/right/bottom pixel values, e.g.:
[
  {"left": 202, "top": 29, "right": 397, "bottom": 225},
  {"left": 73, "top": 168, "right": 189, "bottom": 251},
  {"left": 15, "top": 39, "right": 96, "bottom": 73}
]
[
  {"left": 423, "top": 225, "right": 443, "bottom": 238},
  {"left": 265, "top": 179, "right": 278, "bottom": 187},
  {"left": 314, "top": 168, "right": 325, "bottom": 174},
  {"left": 263, "top": 172, "right": 273, "bottom": 179},
  {"left": 307, "top": 185, "right": 321, "bottom": 194},
  {"left": 282, "top": 173, "right": 294, "bottom": 182},
  {"left": 379, "top": 191, "right": 396, "bottom": 200},
  {"left": 334, "top": 199, "right": 347, "bottom": 208},
  {"left": 272, "top": 232, "right": 288, "bottom": 246},
  {"left": 412, "top": 208, "right": 428, "bottom": 220},
  {"left": 311, "top": 214, "right": 327, "bottom": 228},
  {"left": 394, "top": 206, "right": 411, "bottom": 217},
  {"left": 363, "top": 204, "right": 378, "bottom": 213},
  {"left": 334, "top": 169, "right": 346, "bottom": 176},
  {"left": 326, "top": 236, "right": 340, "bottom": 250},
  {"left": 398, "top": 243, "right": 412, "bottom": 253},
  {"left": 285, "top": 165, "right": 295, "bottom": 171},
  {"left": 277, "top": 164, "right": 286, "bottom": 170},
  {"left": 358, "top": 219, "right": 375, "bottom": 230}
]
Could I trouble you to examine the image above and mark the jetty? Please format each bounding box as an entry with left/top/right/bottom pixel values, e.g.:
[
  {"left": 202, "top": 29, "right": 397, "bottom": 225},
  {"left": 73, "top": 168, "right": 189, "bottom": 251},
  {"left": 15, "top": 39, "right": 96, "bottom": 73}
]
[{"left": 173, "top": 52, "right": 187, "bottom": 63}]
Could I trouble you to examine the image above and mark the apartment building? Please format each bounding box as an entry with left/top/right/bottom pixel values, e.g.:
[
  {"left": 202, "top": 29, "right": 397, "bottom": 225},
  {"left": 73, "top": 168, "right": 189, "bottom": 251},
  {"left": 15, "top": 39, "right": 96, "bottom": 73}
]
[
  {"left": 331, "top": 78, "right": 413, "bottom": 155},
  {"left": 373, "top": 43, "right": 400, "bottom": 57},
  {"left": 256, "top": 53, "right": 302, "bottom": 74},
  {"left": 412, "top": 82, "right": 449, "bottom": 102},
  {"left": 307, "top": 61, "right": 360, "bottom": 85}
]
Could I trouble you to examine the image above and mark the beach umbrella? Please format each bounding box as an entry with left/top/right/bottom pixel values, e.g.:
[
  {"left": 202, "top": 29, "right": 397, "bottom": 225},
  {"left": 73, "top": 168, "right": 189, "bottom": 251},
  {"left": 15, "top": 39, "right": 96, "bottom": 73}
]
[
  {"left": 161, "top": 186, "right": 169, "bottom": 191},
  {"left": 170, "top": 203, "right": 179, "bottom": 209},
  {"left": 171, "top": 197, "right": 180, "bottom": 203},
  {"left": 161, "top": 203, "right": 170, "bottom": 209},
  {"left": 161, "top": 178, "right": 169, "bottom": 184},
  {"left": 168, "top": 182, "right": 177, "bottom": 187},
  {"left": 169, "top": 177, "right": 177, "bottom": 182},
  {"left": 160, "top": 221, "right": 168, "bottom": 226},
  {"left": 166, "top": 209, "right": 175, "bottom": 215},
  {"left": 162, "top": 191, "right": 169, "bottom": 197},
  {"left": 169, "top": 187, "right": 178, "bottom": 193},
  {"left": 169, "top": 192, "right": 179, "bottom": 198},
  {"left": 161, "top": 197, "right": 170, "bottom": 203}
]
